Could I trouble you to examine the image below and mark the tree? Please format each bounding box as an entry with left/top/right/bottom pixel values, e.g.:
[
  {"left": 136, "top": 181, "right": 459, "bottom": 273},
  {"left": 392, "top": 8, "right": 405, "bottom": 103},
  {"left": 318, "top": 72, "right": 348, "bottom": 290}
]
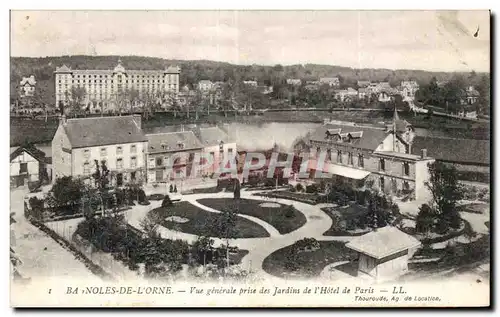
[
  {"left": 415, "top": 204, "right": 435, "bottom": 234},
  {"left": 69, "top": 86, "right": 87, "bottom": 116},
  {"left": 139, "top": 211, "right": 162, "bottom": 239},
  {"left": 365, "top": 194, "right": 395, "bottom": 229},
  {"left": 45, "top": 176, "right": 85, "bottom": 210},
  {"left": 425, "top": 162, "right": 464, "bottom": 233},
  {"left": 92, "top": 159, "right": 111, "bottom": 216},
  {"left": 212, "top": 204, "right": 238, "bottom": 270},
  {"left": 191, "top": 235, "right": 215, "bottom": 269},
  {"left": 233, "top": 178, "right": 241, "bottom": 199}
]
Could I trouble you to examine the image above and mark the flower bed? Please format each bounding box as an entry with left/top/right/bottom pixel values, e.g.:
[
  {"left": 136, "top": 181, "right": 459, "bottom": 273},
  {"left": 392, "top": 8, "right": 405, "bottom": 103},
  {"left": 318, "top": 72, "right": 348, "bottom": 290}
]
[
  {"left": 197, "top": 198, "right": 307, "bottom": 234},
  {"left": 262, "top": 240, "right": 356, "bottom": 279},
  {"left": 151, "top": 202, "right": 270, "bottom": 239}
]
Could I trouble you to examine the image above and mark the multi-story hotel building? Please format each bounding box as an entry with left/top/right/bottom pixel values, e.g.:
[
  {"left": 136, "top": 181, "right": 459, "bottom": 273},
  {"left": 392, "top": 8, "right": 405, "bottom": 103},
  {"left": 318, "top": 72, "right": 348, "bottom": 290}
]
[
  {"left": 54, "top": 59, "right": 180, "bottom": 110},
  {"left": 51, "top": 114, "right": 148, "bottom": 187},
  {"left": 304, "top": 111, "right": 435, "bottom": 201}
]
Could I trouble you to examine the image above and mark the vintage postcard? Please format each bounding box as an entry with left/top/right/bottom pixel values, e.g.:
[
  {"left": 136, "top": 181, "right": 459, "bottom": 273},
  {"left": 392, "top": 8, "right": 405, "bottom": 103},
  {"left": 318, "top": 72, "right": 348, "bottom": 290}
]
[{"left": 9, "top": 10, "right": 490, "bottom": 307}]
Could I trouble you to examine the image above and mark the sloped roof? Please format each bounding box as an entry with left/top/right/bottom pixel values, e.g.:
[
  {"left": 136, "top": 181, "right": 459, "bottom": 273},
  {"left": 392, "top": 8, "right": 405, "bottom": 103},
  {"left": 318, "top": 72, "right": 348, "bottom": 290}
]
[
  {"left": 20, "top": 76, "right": 36, "bottom": 86},
  {"left": 10, "top": 145, "right": 47, "bottom": 163},
  {"left": 146, "top": 131, "right": 203, "bottom": 154},
  {"left": 63, "top": 116, "right": 147, "bottom": 148},
  {"left": 346, "top": 226, "right": 421, "bottom": 259},
  {"left": 197, "top": 127, "right": 232, "bottom": 146},
  {"left": 309, "top": 123, "right": 388, "bottom": 150},
  {"left": 411, "top": 136, "right": 490, "bottom": 166}
]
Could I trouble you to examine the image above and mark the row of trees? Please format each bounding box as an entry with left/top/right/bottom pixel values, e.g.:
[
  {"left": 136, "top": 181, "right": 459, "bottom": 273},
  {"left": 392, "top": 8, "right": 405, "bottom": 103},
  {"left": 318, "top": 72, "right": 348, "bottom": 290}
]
[{"left": 416, "top": 72, "right": 490, "bottom": 114}]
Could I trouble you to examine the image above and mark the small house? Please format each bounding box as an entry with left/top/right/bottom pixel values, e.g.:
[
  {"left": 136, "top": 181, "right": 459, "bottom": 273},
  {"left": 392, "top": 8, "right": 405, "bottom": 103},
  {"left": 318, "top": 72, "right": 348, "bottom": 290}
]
[
  {"left": 345, "top": 226, "right": 421, "bottom": 281},
  {"left": 10, "top": 145, "right": 51, "bottom": 188}
]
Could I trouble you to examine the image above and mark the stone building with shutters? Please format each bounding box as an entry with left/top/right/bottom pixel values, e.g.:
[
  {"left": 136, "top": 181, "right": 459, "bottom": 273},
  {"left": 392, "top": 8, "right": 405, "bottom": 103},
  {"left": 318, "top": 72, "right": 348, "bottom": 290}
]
[
  {"left": 145, "top": 131, "right": 204, "bottom": 183},
  {"left": 51, "top": 114, "right": 147, "bottom": 187},
  {"left": 304, "top": 110, "right": 435, "bottom": 201}
]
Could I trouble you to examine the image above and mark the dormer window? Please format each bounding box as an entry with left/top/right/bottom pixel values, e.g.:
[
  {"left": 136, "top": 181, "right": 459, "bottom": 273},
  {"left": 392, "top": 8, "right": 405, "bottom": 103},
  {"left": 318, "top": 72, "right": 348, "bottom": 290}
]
[{"left": 177, "top": 142, "right": 184, "bottom": 149}]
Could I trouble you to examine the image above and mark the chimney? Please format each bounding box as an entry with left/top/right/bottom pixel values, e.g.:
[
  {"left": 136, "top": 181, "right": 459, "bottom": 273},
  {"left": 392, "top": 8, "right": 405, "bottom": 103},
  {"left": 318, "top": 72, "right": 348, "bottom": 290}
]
[
  {"left": 132, "top": 114, "right": 142, "bottom": 130},
  {"left": 421, "top": 149, "right": 427, "bottom": 159}
]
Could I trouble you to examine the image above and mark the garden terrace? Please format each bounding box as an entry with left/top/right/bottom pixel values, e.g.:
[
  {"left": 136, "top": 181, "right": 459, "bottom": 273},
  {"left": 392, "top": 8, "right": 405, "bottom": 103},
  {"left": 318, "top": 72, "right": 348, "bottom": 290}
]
[
  {"left": 150, "top": 202, "right": 270, "bottom": 238},
  {"left": 197, "top": 198, "right": 307, "bottom": 234},
  {"left": 262, "top": 240, "right": 356, "bottom": 279}
]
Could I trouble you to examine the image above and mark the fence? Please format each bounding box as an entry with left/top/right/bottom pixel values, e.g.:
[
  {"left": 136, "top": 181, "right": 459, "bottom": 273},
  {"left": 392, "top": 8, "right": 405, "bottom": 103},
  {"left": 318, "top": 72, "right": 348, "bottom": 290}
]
[{"left": 45, "top": 220, "right": 141, "bottom": 281}]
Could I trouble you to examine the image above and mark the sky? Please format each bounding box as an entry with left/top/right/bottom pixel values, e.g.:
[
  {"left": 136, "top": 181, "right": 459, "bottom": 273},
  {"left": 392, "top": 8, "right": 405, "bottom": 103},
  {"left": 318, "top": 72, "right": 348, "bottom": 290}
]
[{"left": 10, "top": 10, "right": 490, "bottom": 72}]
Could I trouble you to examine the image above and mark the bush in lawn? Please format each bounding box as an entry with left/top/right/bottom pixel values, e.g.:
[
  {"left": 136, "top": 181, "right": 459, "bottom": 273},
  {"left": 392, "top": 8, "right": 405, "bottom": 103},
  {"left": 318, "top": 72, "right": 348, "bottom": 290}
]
[
  {"left": 173, "top": 185, "right": 178, "bottom": 193},
  {"left": 305, "top": 183, "right": 318, "bottom": 193},
  {"left": 285, "top": 205, "right": 295, "bottom": 218},
  {"left": 295, "top": 238, "right": 320, "bottom": 252},
  {"left": 415, "top": 204, "right": 435, "bottom": 234},
  {"left": 295, "top": 183, "right": 304, "bottom": 192},
  {"left": 138, "top": 189, "right": 147, "bottom": 203},
  {"left": 161, "top": 195, "right": 173, "bottom": 207},
  {"left": 28, "top": 196, "right": 45, "bottom": 221},
  {"left": 169, "top": 184, "right": 174, "bottom": 193}
]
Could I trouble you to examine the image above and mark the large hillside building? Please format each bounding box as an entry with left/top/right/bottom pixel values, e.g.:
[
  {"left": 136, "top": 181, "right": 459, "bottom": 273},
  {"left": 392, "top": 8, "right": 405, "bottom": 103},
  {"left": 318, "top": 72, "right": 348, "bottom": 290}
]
[{"left": 54, "top": 59, "right": 180, "bottom": 111}]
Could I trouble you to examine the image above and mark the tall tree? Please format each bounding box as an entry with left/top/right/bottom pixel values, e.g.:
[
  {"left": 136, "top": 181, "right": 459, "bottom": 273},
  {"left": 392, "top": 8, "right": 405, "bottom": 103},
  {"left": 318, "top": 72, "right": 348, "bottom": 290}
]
[
  {"left": 212, "top": 204, "right": 238, "bottom": 270},
  {"left": 425, "top": 161, "right": 464, "bottom": 233},
  {"left": 69, "top": 86, "right": 87, "bottom": 116}
]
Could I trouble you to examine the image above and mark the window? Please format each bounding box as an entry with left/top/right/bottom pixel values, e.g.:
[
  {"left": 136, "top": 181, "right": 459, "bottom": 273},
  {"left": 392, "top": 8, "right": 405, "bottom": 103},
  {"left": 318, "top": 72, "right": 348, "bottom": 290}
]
[
  {"left": 130, "top": 145, "right": 137, "bottom": 153},
  {"left": 131, "top": 156, "right": 137, "bottom": 168},
  {"left": 326, "top": 149, "right": 331, "bottom": 162},
  {"left": 358, "top": 154, "right": 364, "bottom": 168},
  {"left": 337, "top": 150, "right": 342, "bottom": 163},
  {"left": 379, "top": 158, "right": 385, "bottom": 171},
  {"left": 83, "top": 162, "right": 91, "bottom": 174},
  {"left": 100, "top": 147, "right": 107, "bottom": 157},
  {"left": 156, "top": 157, "right": 163, "bottom": 167},
  {"left": 403, "top": 162, "right": 410, "bottom": 176},
  {"left": 348, "top": 152, "right": 353, "bottom": 165},
  {"left": 228, "top": 148, "right": 233, "bottom": 158},
  {"left": 380, "top": 177, "right": 385, "bottom": 190},
  {"left": 83, "top": 149, "right": 90, "bottom": 158},
  {"left": 19, "top": 163, "right": 28, "bottom": 174},
  {"left": 116, "top": 158, "right": 123, "bottom": 169}
]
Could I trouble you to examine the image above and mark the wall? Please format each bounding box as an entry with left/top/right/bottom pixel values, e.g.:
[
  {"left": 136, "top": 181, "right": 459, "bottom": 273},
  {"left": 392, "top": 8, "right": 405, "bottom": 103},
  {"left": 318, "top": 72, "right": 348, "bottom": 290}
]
[
  {"left": 146, "top": 149, "right": 202, "bottom": 183},
  {"left": 358, "top": 254, "right": 377, "bottom": 277},
  {"left": 51, "top": 124, "right": 72, "bottom": 181},
  {"left": 10, "top": 151, "right": 39, "bottom": 182},
  {"left": 202, "top": 142, "right": 237, "bottom": 175},
  {"left": 375, "top": 253, "right": 409, "bottom": 281},
  {"left": 414, "top": 159, "right": 435, "bottom": 202},
  {"left": 72, "top": 141, "right": 147, "bottom": 176}
]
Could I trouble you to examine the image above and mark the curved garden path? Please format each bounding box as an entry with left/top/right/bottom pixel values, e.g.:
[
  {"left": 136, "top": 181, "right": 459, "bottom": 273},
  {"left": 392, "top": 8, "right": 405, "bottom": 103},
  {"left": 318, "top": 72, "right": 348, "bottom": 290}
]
[{"left": 126, "top": 190, "right": 354, "bottom": 281}]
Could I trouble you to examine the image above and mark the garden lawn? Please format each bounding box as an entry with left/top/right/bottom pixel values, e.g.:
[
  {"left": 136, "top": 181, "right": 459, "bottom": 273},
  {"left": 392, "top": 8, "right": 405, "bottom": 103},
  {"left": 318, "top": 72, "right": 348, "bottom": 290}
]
[
  {"left": 262, "top": 241, "right": 356, "bottom": 279},
  {"left": 322, "top": 203, "right": 369, "bottom": 236},
  {"left": 197, "top": 198, "right": 306, "bottom": 234},
  {"left": 152, "top": 202, "right": 270, "bottom": 238}
]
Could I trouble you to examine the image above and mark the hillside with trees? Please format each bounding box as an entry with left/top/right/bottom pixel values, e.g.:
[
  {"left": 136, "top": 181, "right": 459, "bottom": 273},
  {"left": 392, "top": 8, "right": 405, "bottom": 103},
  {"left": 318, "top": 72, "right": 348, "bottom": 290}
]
[{"left": 10, "top": 55, "right": 489, "bottom": 108}]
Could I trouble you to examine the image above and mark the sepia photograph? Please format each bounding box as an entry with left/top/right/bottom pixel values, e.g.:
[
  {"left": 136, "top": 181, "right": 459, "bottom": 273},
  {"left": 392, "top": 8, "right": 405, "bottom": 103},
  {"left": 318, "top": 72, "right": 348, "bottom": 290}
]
[{"left": 9, "top": 9, "right": 491, "bottom": 307}]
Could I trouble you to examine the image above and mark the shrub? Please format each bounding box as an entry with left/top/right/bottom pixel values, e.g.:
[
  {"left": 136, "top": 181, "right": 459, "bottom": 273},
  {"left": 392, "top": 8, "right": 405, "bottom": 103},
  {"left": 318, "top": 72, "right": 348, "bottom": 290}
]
[
  {"left": 138, "top": 189, "right": 146, "bottom": 202},
  {"left": 285, "top": 205, "right": 295, "bottom": 218},
  {"left": 161, "top": 195, "right": 173, "bottom": 207},
  {"left": 169, "top": 184, "right": 174, "bottom": 193},
  {"left": 173, "top": 185, "right": 178, "bottom": 193},
  {"left": 28, "top": 196, "right": 45, "bottom": 221},
  {"left": 415, "top": 204, "right": 435, "bottom": 234},
  {"left": 295, "top": 183, "right": 304, "bottom": 192},
  {"left": 305, "top": 184, "right": 318, "bottom": 194}
]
